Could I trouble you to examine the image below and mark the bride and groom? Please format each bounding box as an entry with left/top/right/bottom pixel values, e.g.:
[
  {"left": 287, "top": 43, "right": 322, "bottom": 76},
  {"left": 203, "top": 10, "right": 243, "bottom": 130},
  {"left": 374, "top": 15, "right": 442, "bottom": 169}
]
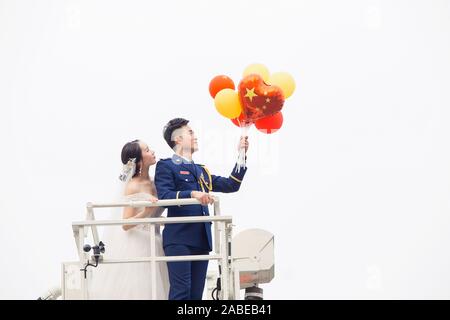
[{"left": 89, "top": 118, "right": 249, "bottom": 300}]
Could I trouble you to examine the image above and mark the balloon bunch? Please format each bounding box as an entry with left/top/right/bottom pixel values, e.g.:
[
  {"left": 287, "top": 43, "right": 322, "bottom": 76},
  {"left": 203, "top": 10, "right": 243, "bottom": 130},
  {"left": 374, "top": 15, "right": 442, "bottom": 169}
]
[
  {"left": 209, "top": 63, "right": 296, "bottom": 170},
  {"left": 209, "top": 63, "right": 295, "bottom": 134}
]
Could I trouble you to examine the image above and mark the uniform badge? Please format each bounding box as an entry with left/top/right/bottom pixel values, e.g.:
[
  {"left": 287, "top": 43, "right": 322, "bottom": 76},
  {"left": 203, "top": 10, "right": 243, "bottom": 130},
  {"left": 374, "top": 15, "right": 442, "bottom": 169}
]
[{"left": 180, "top": 171, "right": 190, "bottom": 175}]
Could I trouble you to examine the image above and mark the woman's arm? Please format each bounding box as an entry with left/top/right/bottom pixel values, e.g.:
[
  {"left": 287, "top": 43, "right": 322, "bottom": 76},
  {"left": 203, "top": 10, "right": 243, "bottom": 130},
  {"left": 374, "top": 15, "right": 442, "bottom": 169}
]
[
  {"left": 122, "top": 204, "right": 158, "bottom": 231},
  {"left": 122, "top": 183, "right": 159, "bottom": 231}
]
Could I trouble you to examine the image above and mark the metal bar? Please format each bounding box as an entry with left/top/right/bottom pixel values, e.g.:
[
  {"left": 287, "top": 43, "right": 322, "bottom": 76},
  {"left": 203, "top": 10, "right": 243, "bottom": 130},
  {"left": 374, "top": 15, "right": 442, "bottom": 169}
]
[
  {"left": 97, "top": 255, "right": 221, "bottom": 264},
  {"left": 213, "top": 198, "right": 221, "bottom": 253},
  {"left": 86, "top": 203, "right": 100, "bottom": 245},
  {"left": 226, "top": 222, "right": 233, "bottom": 300},
  {"left": 72, "top": 215, "right": 232, "bottom": 227},
  {"left": 89, "top": 198, "right": 208, "bottom": 208},
  {"left": 219, "top": 221, "right": 229, "bottom": 300},
  {"left": 150, "top": 224, "right": 156, "bottom": 300},
  {"left": 72, "top": 226, "right": 80, "bottom": 256},
  {"left": 78, "top": 226, "right": 87, "bottom": 300},
  {"left": 233, "top": 267, "right": 240, "bottom": 300},
  {"left": 61, "top": 263, "right": 66, "bottom": 300}
]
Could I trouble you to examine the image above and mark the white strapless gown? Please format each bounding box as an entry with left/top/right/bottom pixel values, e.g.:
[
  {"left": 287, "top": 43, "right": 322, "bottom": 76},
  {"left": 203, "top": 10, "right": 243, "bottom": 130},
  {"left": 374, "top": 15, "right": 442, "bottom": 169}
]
[{"left": 88, "top": 192, "right": 169, "bottom": 300}]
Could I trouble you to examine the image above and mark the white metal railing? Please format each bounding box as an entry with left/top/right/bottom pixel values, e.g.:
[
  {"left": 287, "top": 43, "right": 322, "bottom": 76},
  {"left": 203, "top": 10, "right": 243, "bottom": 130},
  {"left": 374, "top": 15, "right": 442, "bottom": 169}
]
[{"left": 71, "top": 197, "right": 234, "bottom": 300}]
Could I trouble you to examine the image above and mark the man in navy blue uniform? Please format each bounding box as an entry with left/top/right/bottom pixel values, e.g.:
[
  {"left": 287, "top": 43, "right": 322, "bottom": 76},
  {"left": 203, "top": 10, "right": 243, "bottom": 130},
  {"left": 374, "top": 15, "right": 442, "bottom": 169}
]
[{"left": 155, "top": 118, "right": 249, "bottom": 300}]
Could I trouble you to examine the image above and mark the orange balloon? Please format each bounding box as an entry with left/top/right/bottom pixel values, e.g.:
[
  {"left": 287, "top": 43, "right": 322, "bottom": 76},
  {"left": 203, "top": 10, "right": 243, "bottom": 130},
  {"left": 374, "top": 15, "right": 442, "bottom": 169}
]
[{"left": 209, "top": 75, "right": 235, "bottom": 98}]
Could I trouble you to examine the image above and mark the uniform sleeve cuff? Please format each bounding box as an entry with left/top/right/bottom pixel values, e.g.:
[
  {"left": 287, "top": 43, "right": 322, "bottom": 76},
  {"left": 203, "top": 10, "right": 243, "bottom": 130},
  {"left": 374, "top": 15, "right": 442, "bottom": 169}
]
[
  {"left": 230, "top": 175, "right": 242, "bottom": 183},
  {"left": 178, "top": 190, "right": 193, "bottom": 199}
]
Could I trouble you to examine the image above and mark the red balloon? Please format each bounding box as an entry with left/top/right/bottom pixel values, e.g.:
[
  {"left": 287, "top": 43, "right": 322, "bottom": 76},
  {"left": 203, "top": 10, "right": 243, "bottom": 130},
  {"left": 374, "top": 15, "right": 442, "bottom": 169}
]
[
  {"left": 231, "top": 113, "right": 252, "bottom": 127},
  {"left": 209, "top": 75, "right": 235, "bottom": 98},
  {"left": 238, "top": 74, "right": 284, "bottom": 122},
  {"left": 255, "top": 112, "right": 283, "bottom": 134}
]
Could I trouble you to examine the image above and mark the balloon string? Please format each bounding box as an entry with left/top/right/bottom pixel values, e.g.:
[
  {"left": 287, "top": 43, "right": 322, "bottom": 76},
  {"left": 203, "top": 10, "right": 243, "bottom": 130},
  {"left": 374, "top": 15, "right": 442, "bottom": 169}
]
[{"left": 237, "top": 124, "right": 249, "bottom": 173}]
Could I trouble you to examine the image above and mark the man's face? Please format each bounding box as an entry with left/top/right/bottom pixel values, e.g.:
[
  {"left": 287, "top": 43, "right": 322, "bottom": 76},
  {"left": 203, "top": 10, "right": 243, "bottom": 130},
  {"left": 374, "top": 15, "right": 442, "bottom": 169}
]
[{"left": 175, "top": 125, "right": 198, "bottom": 153}]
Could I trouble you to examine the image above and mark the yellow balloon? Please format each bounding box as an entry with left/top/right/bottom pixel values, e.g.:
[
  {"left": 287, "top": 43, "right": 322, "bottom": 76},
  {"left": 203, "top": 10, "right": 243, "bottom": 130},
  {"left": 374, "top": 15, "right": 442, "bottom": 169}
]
[
  {"left": 243, "top": 63, "right": 270, "bottom": 82},
  {"left": 214, "top": 88, "right": 242, "bottom": 119},
  {"left": 267, "top": 72, "right": 296, "bottom": 99}
]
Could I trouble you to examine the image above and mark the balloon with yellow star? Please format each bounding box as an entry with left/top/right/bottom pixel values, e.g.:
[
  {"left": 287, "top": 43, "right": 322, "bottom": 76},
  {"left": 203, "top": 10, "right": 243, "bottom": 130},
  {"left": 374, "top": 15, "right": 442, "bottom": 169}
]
[
  {"left": 237, "top": 63, "right": 295, "bottom": 133},
  {"left": 238, "top": 73, "right": 285, "bottom": 123}
]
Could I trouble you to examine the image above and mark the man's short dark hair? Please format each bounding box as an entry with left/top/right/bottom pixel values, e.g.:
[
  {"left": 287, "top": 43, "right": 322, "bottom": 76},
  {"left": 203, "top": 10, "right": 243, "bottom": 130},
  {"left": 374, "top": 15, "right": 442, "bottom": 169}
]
[{"left": 163, "top": 118, "right": 189, "bottom": 149}]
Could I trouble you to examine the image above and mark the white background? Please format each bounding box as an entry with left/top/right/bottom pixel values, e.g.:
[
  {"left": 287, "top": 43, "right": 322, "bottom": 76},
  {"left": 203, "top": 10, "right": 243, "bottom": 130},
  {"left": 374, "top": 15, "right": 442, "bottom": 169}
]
[{"left": 1, "top": 0, "right": 450, "bottom": 299}]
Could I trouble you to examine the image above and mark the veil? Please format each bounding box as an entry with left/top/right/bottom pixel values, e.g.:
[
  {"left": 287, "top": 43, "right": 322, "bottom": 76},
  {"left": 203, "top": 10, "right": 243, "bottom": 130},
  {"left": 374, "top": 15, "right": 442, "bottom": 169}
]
[
  {"left": 88, "top": 158, "right": 169, "bottom": 299},
  {"left": 118, "top": 158, "right": 136, "bottom": 184},
  {"left": 87, "top": 159, "right": 136, "bottom": 298},
  {"left": 101, "top": 158, "right": 136, "bottom": 220},
  {"left": 96, "top": 157, "right": 139, "bottom": 239}
]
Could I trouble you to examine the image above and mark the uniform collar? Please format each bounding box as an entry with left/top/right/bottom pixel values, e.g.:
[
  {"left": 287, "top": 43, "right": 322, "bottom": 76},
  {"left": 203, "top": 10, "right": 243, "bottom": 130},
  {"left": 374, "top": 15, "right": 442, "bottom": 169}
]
[{"left": 172, "top": 153, "right": 193, "bottom": 165}]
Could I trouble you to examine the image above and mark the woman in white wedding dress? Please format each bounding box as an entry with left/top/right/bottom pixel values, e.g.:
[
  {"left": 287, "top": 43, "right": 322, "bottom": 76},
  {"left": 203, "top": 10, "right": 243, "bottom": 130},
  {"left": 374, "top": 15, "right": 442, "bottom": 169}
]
[{"left": 88, "top": 140, "right": 169, "bottom": 300}]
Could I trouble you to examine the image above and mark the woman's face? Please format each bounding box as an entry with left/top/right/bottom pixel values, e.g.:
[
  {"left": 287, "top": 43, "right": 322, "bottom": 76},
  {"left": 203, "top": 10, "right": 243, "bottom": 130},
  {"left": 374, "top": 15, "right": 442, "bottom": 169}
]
[{"left": 139, "top": 141, "right": 156, "bottom": 166}]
